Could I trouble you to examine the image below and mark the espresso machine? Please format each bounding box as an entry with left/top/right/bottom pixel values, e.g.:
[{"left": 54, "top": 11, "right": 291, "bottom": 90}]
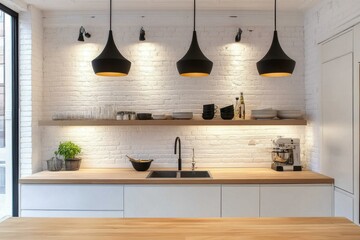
[{"left": 271, "top": 137, "right": 302, "bottom": 171}]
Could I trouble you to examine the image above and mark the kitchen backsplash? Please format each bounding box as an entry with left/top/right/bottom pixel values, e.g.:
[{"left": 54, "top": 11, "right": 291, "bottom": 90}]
[{"left": 41, "top": 126, "right": 306, "bottom": 169}]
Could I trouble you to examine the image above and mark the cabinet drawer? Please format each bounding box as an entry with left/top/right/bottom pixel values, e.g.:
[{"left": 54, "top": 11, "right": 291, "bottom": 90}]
[
  {"left": 222, "top": 185, "right": 259, "bottom": 217},
  {"left": 21, "top": 210, "right": 124, "bottom": 218},
  {"left": 260, "top": 184, "right": 333, "bottom": 217},
  {"left": 124, "top": 184, "right": 221, "bottom": 218},
  {"left": 21, "top": 184, "right": 124, "bottom": 211}
]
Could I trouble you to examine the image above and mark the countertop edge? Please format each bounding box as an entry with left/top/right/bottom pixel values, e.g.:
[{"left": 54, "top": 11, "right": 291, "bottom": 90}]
[{"left": 19, "top": 179, "right": 335, "bottom": 184}]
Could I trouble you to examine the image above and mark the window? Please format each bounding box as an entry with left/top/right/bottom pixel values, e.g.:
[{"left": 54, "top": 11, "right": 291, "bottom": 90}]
[{"left": 0, "top": 3, "right": 18, "bottom": 218}]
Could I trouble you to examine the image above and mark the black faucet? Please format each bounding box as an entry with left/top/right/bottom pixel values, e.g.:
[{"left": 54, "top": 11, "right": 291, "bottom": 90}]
[{"left": 174, "top": 137, "right": 182, "bottom": 170}]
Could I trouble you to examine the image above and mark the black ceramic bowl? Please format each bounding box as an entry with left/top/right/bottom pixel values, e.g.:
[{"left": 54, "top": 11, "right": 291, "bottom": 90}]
[
  {"left": 130, "top": 159, "right": 153, "bottom": 171},
  {"left": 221, "top": 112, "right": 234, "bottom": 120},
  {"left": 220, "top": 105, "right": 234, "bottom": 112},
  {"left": 221, "top": 110, "right": 234, "bottom": 114},
  {"left": 137, "top": 113, "right": 152, "bottom": 120},
  {"left": 203, "top": 109, "right": 216, "bottom": 114},
  {"left": 202, "top": 113, "right": 215, "bottom": 120}
]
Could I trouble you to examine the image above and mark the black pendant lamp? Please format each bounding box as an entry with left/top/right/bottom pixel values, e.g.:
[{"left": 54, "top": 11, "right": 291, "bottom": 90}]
[
  {"left": 177, "top": 0, "right": 213, "bottom": 77},
  {"left": 256, "top": 0, "right": 295, "bottom": 77},
  {"left": 92, "top": 0, "right": 131, "bottom": 77}
]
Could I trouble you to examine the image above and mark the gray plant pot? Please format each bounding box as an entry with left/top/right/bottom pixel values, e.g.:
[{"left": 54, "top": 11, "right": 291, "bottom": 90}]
[
  {"left": 65, "top": 158, "right": 82, "bottom": 171},
  {"left": 46, "top": 157, "right": 63, "bottom": 171}
]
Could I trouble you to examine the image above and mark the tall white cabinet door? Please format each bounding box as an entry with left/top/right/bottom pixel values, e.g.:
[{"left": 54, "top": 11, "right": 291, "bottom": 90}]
[
  {"left": 222, "top": 185, "right": 259, "bottom": 217},
  {"left": 124, "top": 185, "right": 221, "bottom": 218},
  {"left": 321, "top": 52, "right": 353, "bottom": 194}
]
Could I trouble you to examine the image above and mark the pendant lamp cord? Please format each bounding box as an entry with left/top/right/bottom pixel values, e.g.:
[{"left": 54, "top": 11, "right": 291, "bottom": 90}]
[
  {"left": 110, "top": 0, "right": 112, "bottom": 30},
  {"left": 193, "top": 0, "right": 196, "bottom": 31},
  {"left": 274, "top": 0, "right": 277, "bottom": 31}
]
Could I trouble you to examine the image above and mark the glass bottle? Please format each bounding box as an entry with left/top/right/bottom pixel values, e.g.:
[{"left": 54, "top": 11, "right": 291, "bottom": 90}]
[
  {"left": 240, "top": 92, "right": 245, "bottom": 120},
  {"left": 234, "top": 97, "right": 240, "bottom": 120}
]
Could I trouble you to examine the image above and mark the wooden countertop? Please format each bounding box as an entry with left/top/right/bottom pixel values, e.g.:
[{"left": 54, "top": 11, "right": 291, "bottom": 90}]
[
  {"left": 20, "top": 168, "right": 334, "bottom": 184},
  {"left": 0, "top": 217, "right": 359, "bottom": 239}
]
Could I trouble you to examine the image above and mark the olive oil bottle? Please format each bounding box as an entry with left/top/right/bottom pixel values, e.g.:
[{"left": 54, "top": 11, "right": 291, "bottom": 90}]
[
  {"left": 234, "top": 97, "right": 240, "bottom": 120},
  {"left": 240, "top": 92, "right": 245, "bottom": 120}
]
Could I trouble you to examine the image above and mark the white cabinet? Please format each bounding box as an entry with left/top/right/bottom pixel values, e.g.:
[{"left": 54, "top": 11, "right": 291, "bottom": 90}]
[
  {"left": 20, "top": 183, "right": 333, "bottom": 218},
  {"left": 334, "top": 187, "right": 354, "bottom": 221},
  {"left": 124, "top": 185, "right": 221, "bottom": 218},
  {"left": 21, "top": 184, "right": 124, "bottom": 217},
  {"left": 260, "top": 184, "right": 333, "bottom": 217},
  {"left": 320, "top": 28, "right": 359, "bottom": 223},
  {"left": 321, "top": 50, "right": 354, "bottom": 194},
  {"left": 221, "top": 185, "right": 260, "bottom": 217}
]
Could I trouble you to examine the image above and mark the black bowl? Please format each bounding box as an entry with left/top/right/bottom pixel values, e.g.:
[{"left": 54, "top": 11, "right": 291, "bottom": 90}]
[
  {"left": 220, "top": 109, "right": 234, "bottom": 113},
  {"left": 203, "top": 110, "right": 215, "bottom": 114},
  {"left": 130, "top": 159, "right": 153, "bottom": 171},
  {"left": 221, "top": 112, "right": 234, "bottom": 120},
  {"left": 220, "top": 105, "right": 234, "bottom": 112},
  {"left": 137, "top": 113, "right": 152, "bottom": 120},
  {"left": 203, "top": 111, "right": 215, "bottom": 116},
  {"left": 202, "top": 113, "right": 214, "bottom": 120}
]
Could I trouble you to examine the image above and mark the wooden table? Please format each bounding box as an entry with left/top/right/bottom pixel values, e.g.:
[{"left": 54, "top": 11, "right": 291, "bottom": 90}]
[{"left": 0, "top": 217, "right": 359, "bottom": 239}]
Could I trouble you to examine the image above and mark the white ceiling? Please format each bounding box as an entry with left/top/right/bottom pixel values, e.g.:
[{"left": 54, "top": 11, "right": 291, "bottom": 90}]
[{"left": 23, "top": 0, "right": 320, "bottom": 12}]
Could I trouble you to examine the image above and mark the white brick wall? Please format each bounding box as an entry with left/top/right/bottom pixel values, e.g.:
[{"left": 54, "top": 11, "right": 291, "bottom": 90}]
[
  {"left": 19, "top": 5, "right": 43, "bottom": 177},
  {"left": 30, "top": 6, "right": 43, "bottom": 174},
  {"left": 29, "top": 11, "right": 306, "bottom": 171},
  {"left": 19, "top": 9, "right": 32, "bottom": 177},
  {"left": 304, "top": 0, "right": 360, "bottom": 171}
]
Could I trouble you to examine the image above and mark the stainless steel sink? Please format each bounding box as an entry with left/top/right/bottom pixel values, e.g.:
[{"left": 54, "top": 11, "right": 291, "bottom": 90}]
[
  {"left": 180, "top": 171, "right": 211, "bottom": 178},
  {"left": 147, "top": 170, "right": 211, "bottom": 179}
]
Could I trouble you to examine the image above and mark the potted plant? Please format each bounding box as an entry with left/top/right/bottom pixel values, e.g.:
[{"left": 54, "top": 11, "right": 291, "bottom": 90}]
[
  {"left": 46, "top": 151, "right": 63, "bottom": 171},
  {"left": 57, "top": 141, "right": 82, "bottom": 171}
]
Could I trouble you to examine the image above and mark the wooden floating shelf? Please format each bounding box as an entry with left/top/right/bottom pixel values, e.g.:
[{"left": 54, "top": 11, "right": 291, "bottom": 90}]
[{"left": 38, "top": 119, "right": 307, "bottom": 126}]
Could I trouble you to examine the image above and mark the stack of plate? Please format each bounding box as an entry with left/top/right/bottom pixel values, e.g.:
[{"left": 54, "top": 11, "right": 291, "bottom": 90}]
[
  {"left": 277, "top": 110, "right": 303, "bottom": 119},
  {"left": 152, "top": 114, "right": 167, "bottom": 120},
  {"left": 173, "top": 112, "right": 193, "bottom": 120},
  {"left": 251, "top": 109, "right": 277, "bottom": 119}
]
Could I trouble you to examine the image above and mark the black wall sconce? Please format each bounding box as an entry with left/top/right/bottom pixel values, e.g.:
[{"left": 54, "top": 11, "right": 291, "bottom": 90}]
[
  {"left": 78, "top": 26, "right": 91, "bottom": 42},
  {"left": 139, "top": 27, "right": 145, "bottom": 41},
  {"left": 235, "top": 28, "right": 242, "bottom": 42}
]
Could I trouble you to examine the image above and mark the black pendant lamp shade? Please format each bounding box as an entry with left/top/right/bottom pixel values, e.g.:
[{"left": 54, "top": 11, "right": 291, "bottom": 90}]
[
  {"left": 177, "top": 0, "right": 213, "bottom": 77},
  {"left": 92, "top": 0, "right": 131, "bottom": 77},
  {"left": 92, "top": 30, "right": 131, "bottom": 76},
  {"left": 256, "top": 0, "right": 295, "bottom": 77}
]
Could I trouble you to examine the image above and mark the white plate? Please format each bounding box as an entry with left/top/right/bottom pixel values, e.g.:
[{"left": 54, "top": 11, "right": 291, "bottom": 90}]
[
  {"left": 278, "top": 110, "right": 303, "bottom": 119},
  {"left": 173, "top": 116, "right": 193, "bottom": 120},
  {"left": 172, "top": 112, "right": 193, "bottom": 120},
  {"left": 252, "top": 114, "right": 277, "bottom": 119},
  {"left": 251, "top": 110, "right": 277, "bottom": 119},
  {"left": 152, "top": 114, "right": 166, "bottom": 120},
  {"left": 173, "top": 112, "right": 193, "bottom": 115}
]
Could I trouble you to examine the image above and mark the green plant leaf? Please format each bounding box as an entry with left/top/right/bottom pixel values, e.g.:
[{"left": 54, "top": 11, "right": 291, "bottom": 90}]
[{"left": 57, "top": 141, "right": 81, "bottom": 160}]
